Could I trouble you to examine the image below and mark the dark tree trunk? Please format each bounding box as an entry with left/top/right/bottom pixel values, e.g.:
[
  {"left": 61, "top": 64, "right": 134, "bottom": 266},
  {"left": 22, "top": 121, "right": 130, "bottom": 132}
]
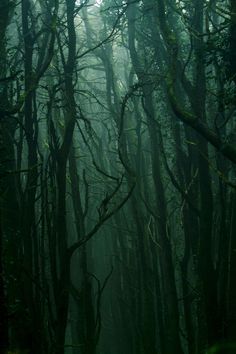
[{"left": 0, "top": 211, "right": 8, "bottom": 354}]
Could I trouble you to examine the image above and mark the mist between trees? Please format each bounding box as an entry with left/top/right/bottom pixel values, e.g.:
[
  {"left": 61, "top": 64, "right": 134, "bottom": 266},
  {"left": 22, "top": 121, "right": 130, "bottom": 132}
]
[{"left": 0, "top": 0, "right": 236, "bottom": 353}]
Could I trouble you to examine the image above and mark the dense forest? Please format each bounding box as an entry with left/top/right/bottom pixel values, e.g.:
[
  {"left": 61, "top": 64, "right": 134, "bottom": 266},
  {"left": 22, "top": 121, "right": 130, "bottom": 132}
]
[{"left": 0, "top": 0, "right": 236, "bottom": 353}]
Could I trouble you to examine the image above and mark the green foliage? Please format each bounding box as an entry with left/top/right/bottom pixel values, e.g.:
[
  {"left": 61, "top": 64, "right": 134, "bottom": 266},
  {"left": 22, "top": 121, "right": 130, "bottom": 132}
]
[{"left": 206, "top": 342, "right": 236, "bottom": 353}]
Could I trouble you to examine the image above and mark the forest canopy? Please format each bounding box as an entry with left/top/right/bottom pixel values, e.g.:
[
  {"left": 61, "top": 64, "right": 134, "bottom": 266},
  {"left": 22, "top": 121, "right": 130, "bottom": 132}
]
[{"left": 0, "top": 0, "right": 236, "bottom": 353}]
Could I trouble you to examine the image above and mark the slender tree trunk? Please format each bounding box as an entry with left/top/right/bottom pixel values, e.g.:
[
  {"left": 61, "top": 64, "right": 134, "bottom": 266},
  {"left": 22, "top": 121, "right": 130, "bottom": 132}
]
[{"left": 0, "top": 210, "right": 8, "bottom": 353}]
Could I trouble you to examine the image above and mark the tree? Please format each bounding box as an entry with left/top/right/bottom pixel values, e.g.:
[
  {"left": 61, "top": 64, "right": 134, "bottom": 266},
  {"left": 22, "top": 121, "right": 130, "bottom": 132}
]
[{"left": 1, "top": 0, "right": 236, "bottom": 353}]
